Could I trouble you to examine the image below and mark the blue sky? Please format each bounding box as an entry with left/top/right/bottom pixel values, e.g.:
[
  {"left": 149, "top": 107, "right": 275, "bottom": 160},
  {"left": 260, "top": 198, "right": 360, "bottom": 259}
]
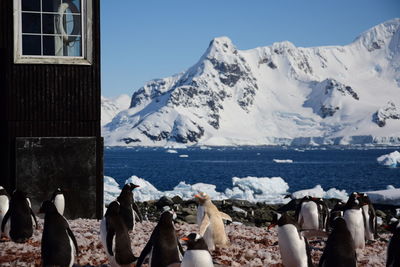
[{"left": 101, "top": 0, "right": 399, "bottom": 98}]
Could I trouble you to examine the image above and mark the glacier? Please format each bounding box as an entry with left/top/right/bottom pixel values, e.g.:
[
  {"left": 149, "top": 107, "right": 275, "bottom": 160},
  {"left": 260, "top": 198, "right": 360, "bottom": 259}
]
[{"left": 102, "top": 18, "right": 400, "bottom": 147}]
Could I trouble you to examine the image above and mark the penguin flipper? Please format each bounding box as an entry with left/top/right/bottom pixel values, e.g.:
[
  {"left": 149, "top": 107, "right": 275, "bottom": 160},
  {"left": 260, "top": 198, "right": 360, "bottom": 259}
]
[
  {"left": 67, "top": 227, "right": 79, "bottom": 255},
  {"left": 106, "top": 228, "right": 116, "bottom": 256},
  {"left": 199, "top": 214, "right": 210, "bottom": 236},
  {"left": 177, "top": 237, "right": 185, "bottom": 258},
  {"left": 1, "top": 210, "right": 10, "bottom": 232},
  {"left": 219, "top": 212, "right": 232, "bottom": 222},
  {"left": 132, "top": 202, "right": 143, "bottom": 222},
  {"left": 136, "top": 239, "right": 153, "bottom": 267},
  {"left": 30, "top": 208, "right": 39, "bottom": 229}
]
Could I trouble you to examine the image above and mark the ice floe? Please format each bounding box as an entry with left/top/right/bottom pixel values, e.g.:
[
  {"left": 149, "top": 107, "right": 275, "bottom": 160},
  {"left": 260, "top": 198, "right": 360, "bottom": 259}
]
[
  {"left": 377, "top": 150, "right": 400, "bottom": 167},
  {"left": 273, "top": 159, "right": 294, "bottom": 163},
  {"left": 365, "top": 186, "right": 400, "bottom": 206}
]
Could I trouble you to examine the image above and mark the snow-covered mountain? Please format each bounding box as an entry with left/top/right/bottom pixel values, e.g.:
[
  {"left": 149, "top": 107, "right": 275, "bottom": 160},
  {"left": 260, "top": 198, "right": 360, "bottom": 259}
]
[
  {"left": 103, "top": 18, "right": 400, "bottom": 146},
  {"left": 101, "top": 94, "right": 131, "bottom": 126}
]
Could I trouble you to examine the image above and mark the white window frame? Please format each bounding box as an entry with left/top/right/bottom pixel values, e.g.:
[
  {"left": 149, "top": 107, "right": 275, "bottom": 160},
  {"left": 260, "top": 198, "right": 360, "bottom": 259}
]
[{"left": 13, "top": 0, "right": 93, "bottom": 65}]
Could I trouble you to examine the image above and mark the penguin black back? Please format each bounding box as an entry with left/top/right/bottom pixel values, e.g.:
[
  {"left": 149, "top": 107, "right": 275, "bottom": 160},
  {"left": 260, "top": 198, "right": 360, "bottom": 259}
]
[
  {"left": 386, "top": 220, "right": 400, "bottom": 267},
  {"left": 319, "top": 217, "right": 356, "bottom": 267},
  {"left": 40, "top": 200, "right": 78, "bottom": 267},
  {"left": 104, "top": 201, "right": 137, "bottom": 265},
  {"left": 1, "top": 190, "right": 37, "bottom": 243},
  {"left": 136, "top": 210, "right": 183, "bottom": 267},
  {"left": 117, "top": 183, "right": 142, "bottom": 230}
]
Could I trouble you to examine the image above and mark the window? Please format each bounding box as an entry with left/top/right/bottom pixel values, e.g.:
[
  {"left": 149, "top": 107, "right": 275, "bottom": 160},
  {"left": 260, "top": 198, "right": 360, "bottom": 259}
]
[{"left": 14, "top": 0, "right": 93, "bottom": 64}]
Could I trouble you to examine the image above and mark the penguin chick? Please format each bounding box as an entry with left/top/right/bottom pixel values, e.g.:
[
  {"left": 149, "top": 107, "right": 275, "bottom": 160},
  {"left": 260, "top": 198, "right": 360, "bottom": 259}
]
[
  {"left": 318, "top": 217, "right": 357, "bottom": 267},
  {"left": 1, "top": 190, "right": 38, "bottom": 243},
  {"left": 117, "top": 183, "right": 143, "bottom": 231},
  {"left": 195, "top": 192, "right": 232, "bottom": 251},
  {"left": 136, "top": 210, "right": 184, "bottom": 267},
  {"left": 51, "top": 188, "right": 65, "bottom": 216},
  {"left": 386, "top": 220, "right": 400, "bottom": 267},
  {"left": 269, "top": 213, "right": 314, "bottom": 267},
  {"left": 181, "top": 233, "right": 214, "bottom": 267},
  {"left": 0, "top": 186, "right": 10, "bottom": 237},
  {"left": 40, "top": 200, "right": 78, "bottom": 267},
  {"left": 343, "top": 192, "right": 365, "bottom": 250},
  {"left": 100, "top": 201, "right": 137, "bottom": 267}
]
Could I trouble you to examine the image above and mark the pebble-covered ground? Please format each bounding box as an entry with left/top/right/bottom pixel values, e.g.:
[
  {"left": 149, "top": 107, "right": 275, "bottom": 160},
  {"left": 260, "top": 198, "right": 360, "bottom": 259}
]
[{"left": 0, "top": 219, "right": 390, "bottom": 266}]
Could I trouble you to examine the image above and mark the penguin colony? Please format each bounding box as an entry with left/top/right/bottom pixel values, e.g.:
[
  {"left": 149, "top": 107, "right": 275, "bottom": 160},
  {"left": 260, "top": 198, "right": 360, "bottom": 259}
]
[{"left": 0, "top": 185, "right": 399, "bottom": 267}]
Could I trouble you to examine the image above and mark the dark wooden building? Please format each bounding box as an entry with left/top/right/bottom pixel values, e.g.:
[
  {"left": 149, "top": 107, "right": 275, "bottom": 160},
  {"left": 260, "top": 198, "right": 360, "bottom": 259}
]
[{"left": 0, "top": 0, "right": 103, "bottom": 219}]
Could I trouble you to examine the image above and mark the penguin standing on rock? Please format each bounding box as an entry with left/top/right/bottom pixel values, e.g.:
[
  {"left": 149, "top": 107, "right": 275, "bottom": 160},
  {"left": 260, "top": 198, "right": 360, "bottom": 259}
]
[
  {"left": 40, "top": 200, "right": 78, "bottom": 267},
  {"left": 136, "top": 210, "right": 184, "bottom": 267},
  {"left": 318, "top": 217, "right": 357, "bottom": 267},
  {"left": 100, "top": 201, "right": 137, "bottom": 267},
  {"left": 181, "top": 233, "right": 214, "bottom": 267},
  {"left": 195, "top": 192, "right": 232, "bottom": 251},
  {"left": 358, "top": 193, "right": 377, "bottom": 241},
  {"left": 51, "top": 188, "right": 65, "bottom": 216},
  {"left": 296, "top": 196, "right": 329, "bottom": 231},
  {"left": 343, "top": 192, "right": 365, "bottom": 250},
  {"left": 386, "top": 219, "right": 400, "bottom": 267},
  {"left": 117, "top": 183, "right": 143, "bottom": 231},
  {"left": 269, "top": 213, "right": 314, "bottom": 267},
  {"left": 0, "top": 186, "right": 10, "bottom": 237},
  {"left": 1, "top": 190, "right": 38, "bottom": 243}
]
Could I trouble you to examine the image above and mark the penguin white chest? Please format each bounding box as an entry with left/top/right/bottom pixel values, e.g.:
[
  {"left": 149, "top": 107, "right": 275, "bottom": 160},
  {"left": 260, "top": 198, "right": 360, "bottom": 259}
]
[
  {"left": 54, "top": 195, "right": 65, "bottom": 215},
  {"left": 181, "top": 250, "right": 214, "bottom": 267},
  {"left": 278, "top": 225, "right": 308, "bottom": 267},
  {"left": 299, "top": 201, "right": 319, "bottom": 230},
  {"left": 344, "top": 209, "right": 365, "bottom": 249},
  {"left": 0, "top": 195, "right": 9, "bottom": 215},
  {"left": 196, "top": 206, "right": 205, "bottom": 225},
  {"left": 362, "top": 205, "right": 374, "bottom": 240}
]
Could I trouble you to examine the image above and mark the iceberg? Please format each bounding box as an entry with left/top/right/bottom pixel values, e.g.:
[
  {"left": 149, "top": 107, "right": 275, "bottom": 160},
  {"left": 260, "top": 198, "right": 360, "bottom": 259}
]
[
  {"left": 166, "top": 149, "right": 178, "bottom": 153},
  {"left": 365, "top": 187, "right": 400, "bottom": 206},
  {"left": 377, "top": 151, "right": 400, "bottom": 167},
  {"left": 291, "top": 185, "right": 348, "bottom": 201},
  {"left": 273, "top": 159, "right": 294, "bottom": 163},
  {"left": 104, "top": 176, "right": 121, "bottom": 205}
]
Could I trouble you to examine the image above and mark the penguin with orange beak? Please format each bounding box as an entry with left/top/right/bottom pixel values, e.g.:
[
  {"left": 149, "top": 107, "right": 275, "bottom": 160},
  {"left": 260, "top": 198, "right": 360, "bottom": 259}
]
[
  {"left": 180, "top": 233, "right": 214, "bottom": 267},
  {"left": 117, "top": 183, "right": 143, "bottom": 231},
  {"left": 194, "top": 192, "right": 231, "bottom": 251}
]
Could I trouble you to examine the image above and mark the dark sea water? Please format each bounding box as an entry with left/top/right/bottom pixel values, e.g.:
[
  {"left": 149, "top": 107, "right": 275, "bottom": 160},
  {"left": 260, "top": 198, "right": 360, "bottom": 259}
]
[{"left": 104, "top": 146, "right": 400, "bottom": 193}]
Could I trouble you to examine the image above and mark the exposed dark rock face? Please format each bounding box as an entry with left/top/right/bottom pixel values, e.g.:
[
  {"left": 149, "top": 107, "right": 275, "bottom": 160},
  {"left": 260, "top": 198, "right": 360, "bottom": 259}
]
[
  {"left": 320, "top": 105, "right": 340, "bottom": 118},
  {"left": 120, "top": 137, "right": 141, "bottom": 144},
  {"left": 324, "top": 79, "right": 359, "bottom": 100},
  {"left": 373, "top": 101, "right": 400, "bottom": 127}
]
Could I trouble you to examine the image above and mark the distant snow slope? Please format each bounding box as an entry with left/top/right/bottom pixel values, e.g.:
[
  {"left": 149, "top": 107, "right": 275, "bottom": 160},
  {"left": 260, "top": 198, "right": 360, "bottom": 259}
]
[
  {"left": 101, "top": 94, "right": 131, "bottom": 126},
  {"left": 103, "top": 18, "right": 400, "bottom": 146}
]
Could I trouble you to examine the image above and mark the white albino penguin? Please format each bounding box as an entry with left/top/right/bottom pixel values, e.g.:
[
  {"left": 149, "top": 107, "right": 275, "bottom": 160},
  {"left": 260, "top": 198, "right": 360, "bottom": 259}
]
[
  {"left": 195, "top": 192, "right": 232, "bottom": 251},
  {"left": 181, "top": 233, "right": 214, "bottom": 267},
  {"left": 269, "top": 213, "right": 314, "bottom": 267},
  {"left": 343, "top": 192, "right": 365, "bottom": 250},
  {"left": 0, "top": 186, "right": 10, "bottom": 237},
  {"left": 51, "top": 188, "right": 65, "bottom": 216}
]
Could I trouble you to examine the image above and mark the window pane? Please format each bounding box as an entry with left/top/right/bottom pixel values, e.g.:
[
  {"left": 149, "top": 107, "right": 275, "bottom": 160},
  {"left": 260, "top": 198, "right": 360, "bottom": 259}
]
[
  {"left": 22, "top": 0, "right": 40, "bottom": 11},
  {"left": 22, "top": 13, "right": 41, "bottom": 33},
  {"left": 22, "top": 35, "right": 41, "bottom": 55},
  {"left": 65, "top": 36, "right": 81, "bottom": 56},
  {"left": 43, "top": 35, "right": 56, "bottom": 55},
  {"left": 42, "top": 0, "right": 62, "bottom": 12},
  {"left": 63, "top": 0, "right": 81, "bottom": 13},
  {"left": 62, "top": 14, "right": 81, "bottom": 35},
  {"left": 42, "top": 14, "right": 57, "bottom": 34}
]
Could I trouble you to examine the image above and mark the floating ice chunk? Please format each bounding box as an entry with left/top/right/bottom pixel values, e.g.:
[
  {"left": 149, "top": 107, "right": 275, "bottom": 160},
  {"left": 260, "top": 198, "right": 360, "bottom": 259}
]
[
  {"left": 377, "top": 151, "right": 400, "bottom": 167},
  {"left": 324, "top": 188, "right": 348, "bottom": 201},
  {"left": 165, "top": 181, "right": 225, "bottom": 200},
  {"left": 179, "top": 154, "right": 189, "bottom": 158},
  {"left": 166, "top": 149, "right": 178, "bottom": 154},
  {"left": 291, "top": 185, "right": 348, "bottom": 201},
  {"left": 273, "top": 159, "right": 293, "bottom": 163},
  {"left": 104, "top": 176, "right": 121, "bottom": 205},
  {"left": 125, "top": 175, "right": 163, "bottom": 201},
  {"left": 365, "top": 187, "right": 400, "bottom": 206}
]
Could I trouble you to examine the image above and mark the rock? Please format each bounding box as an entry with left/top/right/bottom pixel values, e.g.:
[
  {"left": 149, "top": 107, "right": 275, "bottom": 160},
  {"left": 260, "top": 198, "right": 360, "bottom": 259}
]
[
  {"left": 184, "top": 215, "right": 197, "bottom": 224},
  {"left": 155, "top": 196, "right": 174, "bottom": 209},
  {"left": 171, "top": 195, "right": 183, "bottom": 204}
]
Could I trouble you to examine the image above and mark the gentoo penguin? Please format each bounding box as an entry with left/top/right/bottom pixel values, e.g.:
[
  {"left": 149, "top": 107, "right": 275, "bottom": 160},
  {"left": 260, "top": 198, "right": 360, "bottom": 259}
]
[
  {"left": 136, "top": 210, "right": 184, "bottom": 267},
  {"left": 1, "top": 190, "right": 38, "bottom": 243},
  {"left": 296, "top": 196, "right": 329, "bottom": 231},
  {"left": 386, "top": 220, "right": 400, "bottom": 267},
  {"left": 195, "top": 192, "right": 232, "bottom": 251},
  {"left": 358, "top": 192, "right": 377, "bottom": 241},
  {"left": 328, "top": 201, "right": 345, "bottom": 228},
  {"left": 269, "top": 213, "right": 314, "bottom": 267},
  {"left": 117, "top": 183, "right": 143, "bottom": 231},
  {"left": 100, "top": 201, "right": 137, "bottom": 267},
  {"left": 318, "top": 217, "right": 357, "bottom": 267},
  {"left": 0, "top": 186, "right": 10, "bottom": 237},
  {"left": 343, "top": 192, "right": 365, "bottom": 250},
  {"left": 39, "top": 200, "right": 78, "bottom": 267},
  {"left": 181, "top": 233, "right": 214, "bottom": 267},
  {"left": 51, "top": 188, "right": 65, "bottom": 216}
]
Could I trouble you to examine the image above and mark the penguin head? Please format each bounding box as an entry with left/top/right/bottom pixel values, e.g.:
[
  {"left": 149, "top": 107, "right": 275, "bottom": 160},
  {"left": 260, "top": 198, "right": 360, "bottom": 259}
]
[
  {"left": 11, "top": 190, "right": 28, "bottom": 201},
  {"left": 345, "top": 192, "right": 361, "bottom": 209},
  {"left": 181, "top": 233, "right": 209, "bottom": 250},
  {"left": 122, "top": 183, "right": 140, "bottom": 192},
  {"left": 105, "top": 201, "right": 121, "bottom": 216},
  {"left": 159, "top": 209, "right": 177, "bottom": 224},
  {"left": 39, "top": 200, "right": 58, "bottom": 214},
  {"left": 194, "top": 192, "right": 209, "bottom": 204},
  {"left": 385, "top": 219, "right": 400, "bottom": 233},
  {"left": 331, "top": 217, "right": 348, "bottom": 231},
  {"left": 267, "top": 212, "right": 282, "bottom": 230}
]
